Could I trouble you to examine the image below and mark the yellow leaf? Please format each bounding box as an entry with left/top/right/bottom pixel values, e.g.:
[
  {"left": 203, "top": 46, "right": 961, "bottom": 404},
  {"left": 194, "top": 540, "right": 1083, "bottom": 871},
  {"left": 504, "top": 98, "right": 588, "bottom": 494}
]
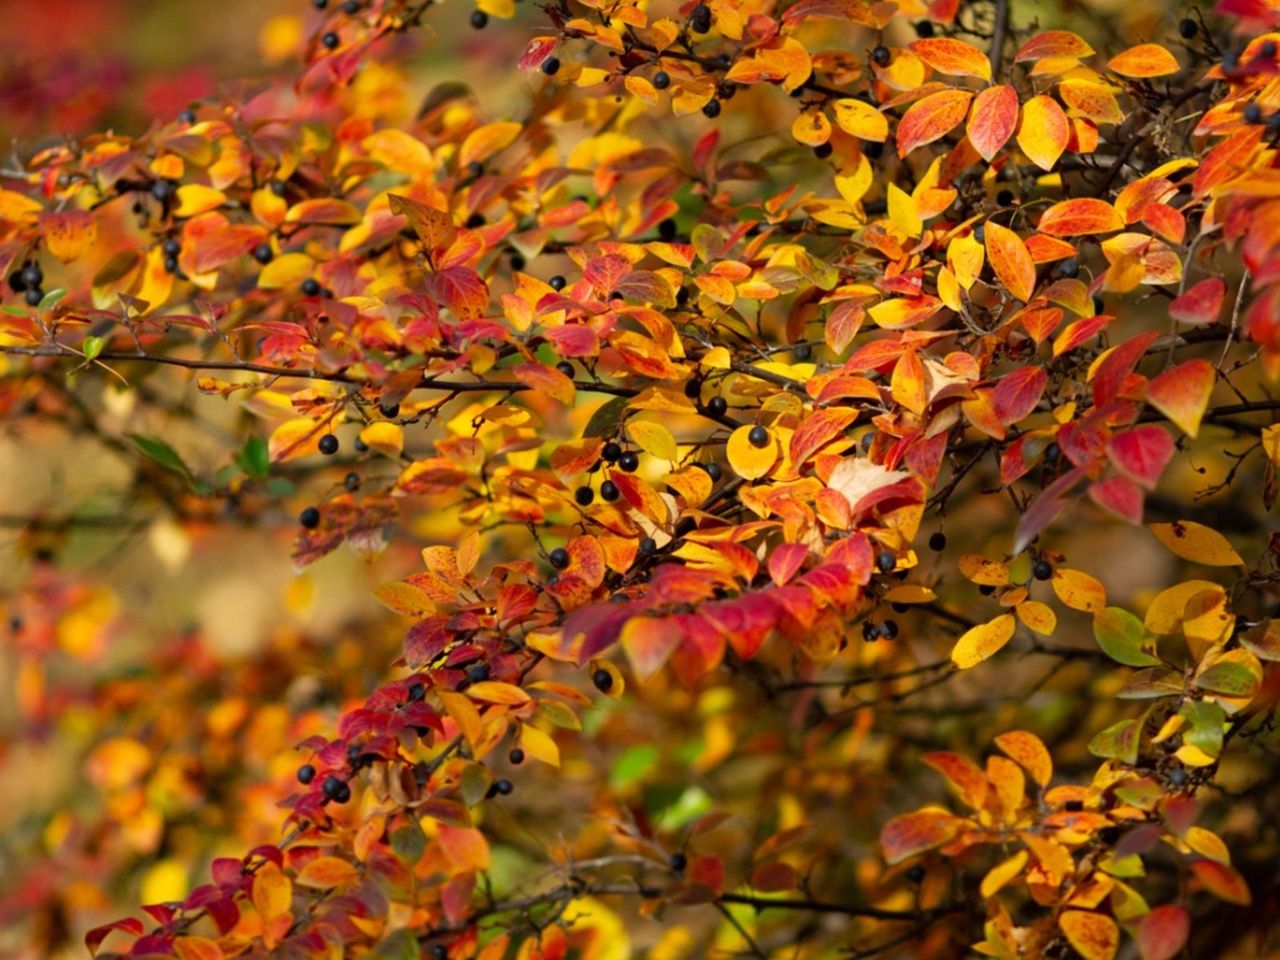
[
  {"left": 269, "top": 418, "right": 323, "bottom": 462},
  {"left": 627, "top": 420, "right": 679, "bottom": 461},
  {"left": 726, "top": 425, "right": 779, "bottom": 480},
  {"left": 359, "top": 422, "right": 404, "bottom": 457},
  {"left": 467, "top": 681, "right": 531, "bottom": 705},
  {"left": 1059, "top": 910, "right": 1119, "bottom": 960},
  {"left": 519, "top": 723, "right": 561, "bottom": 767},
  {"left": 1149, "top": 521, "right": 1243, "bottom": 566},
  {"left": 459, "top": 121, "right": 522, "bottom": 169},
  {"left": 994, "top": 730, "right": 1053, "bottom": 786},
  {"left": 980, "top": 850, "right": 1028, "bottom": 898},
  {"left": 832, "top": 98, "right": 888, "bottom": 141},
  {"left": 439, "top": 690, "right": 483, "bottom": 748},
  {"left": 1052, "top": 568, "right": 1106, "bottom": 613},
  {"left": 251, "top": 862, "right": 293, "bottom": 923},
  {"left": 1016, "top": 600, "right": 1057, "bottom": 635},
  {"left": 256, "top": 252, "right": 313, "bottom": 290},
  {"left": 887, "top": 183, "right": 922, "bottom": 238},
  {"left": 174, "top": 184, "right": 227, "bottom": 218},
  {"left": 951, "top": 613, "right": 1017, "bottom": 669}
]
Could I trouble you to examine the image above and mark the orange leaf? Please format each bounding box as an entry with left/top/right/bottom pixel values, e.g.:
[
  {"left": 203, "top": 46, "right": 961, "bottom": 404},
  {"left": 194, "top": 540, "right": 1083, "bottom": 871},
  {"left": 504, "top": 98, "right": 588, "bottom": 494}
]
[
  {"left": 922, "top": 751, "right": 989, "bottom": 808},
  {"left": 1037, "top": 198, "right": 1123, "bottom": 236},
  {"left": 620, "top": 615, "right": 683, "bottom": 680},
  {"left": 437, "top": 824, "right": 491, "bottom": 874},
  {"left": 251, "top": 862, "right": 293, "bottom": 923},
  {"left": 296, "top": 856, "right": 359, "bottom": 889},
  {"left": 1016, "top": 95, "right": 1069, "bottom": 171},
  {"left": 993, "top": 730, "right": 1053, "bottom": 786},
  {"left": 1059, "top": 910, "right": 1119, "bottom": 960},
  {"left": 909, "top": 38, "right": 992, "bottom": 80},
  {"left": 1108, "top": 43, "right": 1180, "bottom": 78},
  {"left": 1058, "top": 80, "right": 1124, "bottom": 125},
  {"left": 1051, "top": 568, "right": 1106, "bottom": 613},
  {"left": 896, "top": 89, "right": 973, "bottom": 157},
  {"left": 39, "top": 210, "right": 97, "bottom": 262},
  {"left": 967, "top": 85, "right": 1019, "bottom": 161},
  {"left": 1191, "top": 859, "right": 1251, "bottom": 905},
  {"left": 1014, "top": 31, "right": 1095, "bottom": 62},
  {"left": 1145, "top": 358, "right": 1214, "bottom": 437},
  {"left": 984, "top": 221, "right": 1036, "bottom": 302},
  {"left": 880, "top": 810, "right": 957, "bottom": 864},
  {"left": 727, "top": 424, "right": 780, "bottom": 479}
]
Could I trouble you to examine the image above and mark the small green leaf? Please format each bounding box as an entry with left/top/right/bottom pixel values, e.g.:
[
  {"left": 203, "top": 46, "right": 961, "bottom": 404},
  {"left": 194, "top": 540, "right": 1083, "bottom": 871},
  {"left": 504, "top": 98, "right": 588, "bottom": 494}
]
[
  {"left": 583, "top": 395, "right": 629, "bottom": 439},
  {"left": 372, "top": 929, "right": 420, "bottom": 960},
  {"left": 127, "top": 433, "right": 192, "bottom": 479},
  {"left": 38, "top": 288, "right": 66, "bottom": 310},
  {"left": 82, "top": 336, "right": 104, "bottom": 361},
  {"left": 1181, "top": 701, "right": 1225, "bottom": 757},
  {"left": 235, "top": 436, "right": 270, "bottom": 478},
  {"left": 1094, "top": 607, "right": 1161, "bottom": 667},
  {"left": 2, "top": 304, "right": 28, "bottom": 316},
  {"left": 390, "top": 820, "right": 426, "bottom": 864},
  {"left": 1088, "top": 717, "right": 1142, "bottom": 764},
  {"left": 1193, "top": 661, "right": 1258, "bottom": 697},
  {"left": 1117, "top": 668, "right": 1184, "bottom": 699}
]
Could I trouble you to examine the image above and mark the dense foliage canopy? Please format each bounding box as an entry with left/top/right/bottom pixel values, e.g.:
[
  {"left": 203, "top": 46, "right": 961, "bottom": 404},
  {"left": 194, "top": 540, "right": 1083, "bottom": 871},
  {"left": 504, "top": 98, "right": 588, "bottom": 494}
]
[{"left": 2, "top": 0, "right": 1280, "bottom": 957}]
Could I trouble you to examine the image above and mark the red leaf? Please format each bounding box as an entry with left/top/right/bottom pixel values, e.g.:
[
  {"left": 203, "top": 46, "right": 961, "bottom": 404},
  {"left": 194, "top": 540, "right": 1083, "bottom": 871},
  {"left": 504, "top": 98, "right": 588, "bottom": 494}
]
[
  {"left": 789, "top": 407, "right": 861, "bottom": 466},
  {"left": 1136, "top": 905, "right": 1190, "bottom": 960},
  {"left": 1169, "top": 278, "right": 1226, "bottom": 326},
  {"left": 880, "top": 810, "right": 957, "bottom": 864},
  {"left": 1109, "top": 426, "right": 1174, "bottom": 489},
  {"left": 432, "top": 267, "right": 489, "bottom": 320},
  {"left": 992, "top": 366, "right": 1047, "bottom": 425},
  {"left": 1037, "top": 198, "right": 1124, "bottom": 236},
  {"left": 768, "top": 543, "right": 810, "bottom": 586},
  {"left": 967, "top": 84, "right": 1019, "bottom": 161},
  {"left": 86, "top": 918, "right": 145, "bottom": 955},
  {"left": 1088, "top": 476, "right": 1144, "bottom": 524},
  {"left": 1145, "top": 358, "right": 1215, "bottom": 437}
]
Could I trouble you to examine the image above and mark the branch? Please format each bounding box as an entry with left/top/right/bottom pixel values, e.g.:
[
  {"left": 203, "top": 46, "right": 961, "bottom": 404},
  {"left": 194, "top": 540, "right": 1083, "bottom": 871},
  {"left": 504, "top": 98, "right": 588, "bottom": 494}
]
[{"left": 989, "top": 0, "right": 1010, "bottom": 78}]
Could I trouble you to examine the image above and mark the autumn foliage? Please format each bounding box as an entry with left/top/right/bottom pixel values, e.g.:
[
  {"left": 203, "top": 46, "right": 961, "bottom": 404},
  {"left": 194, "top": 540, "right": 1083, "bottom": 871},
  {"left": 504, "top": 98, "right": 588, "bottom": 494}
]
[{"left": 3, "top": 0, "right": 1280, "bottom": 957}]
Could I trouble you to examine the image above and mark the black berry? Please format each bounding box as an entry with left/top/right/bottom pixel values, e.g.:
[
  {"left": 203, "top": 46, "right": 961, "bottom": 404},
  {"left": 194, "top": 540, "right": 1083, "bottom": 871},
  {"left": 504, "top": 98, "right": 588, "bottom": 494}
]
[
  {"left": 319, "top": 434, "right": 339, "bottom": 455},
  {"left": 162, "top": 237, "right": 181, "bottom": 257},
  {"left": 252, "top": 243, "right": 273, "bottom": 264},
  {"left": 556, "top": 360, "right": 575, "bottom": 377},
  {"left": 706, "top": 396, "right": 728, "bottom": 417},
  {"left": 979, "top": 584, "right": 996, "bottom": 596},
  {"left": 151, "top": 179, "right": 175, "bottom": 202},
  {"left": 179, "top": 108, "right": 197, "bottom": 125},
  {"left": 702, "top": 99, "right": 721, "bottom": 118},
  {"left": 1244, "top": 103, "right": 1263, "bottom": 124},
  {"left": 549, "top": 547, "right": 570, "bottom": 569},
  {"left": 465, "top": 212, "right": 485, "bottom": 228},
  {"left": 24, "top": 288, "right": 42, "bottom": 306},
  {"left": 872, "top": 45, "right": 891, "bottom": 66},
  {"left": 905, "top": 864, "right": 925, "bottom": 883},
  {"left": 299, "top": 507, "right": 321, "bottom": 529},
  {"left": 408, "top": 682, "right": 426, "bottom": 701},
  {"left": 996, "top": 189, "right": 1015, "bottom": 206},
  {"left": 301, "top": 278, "right": 321, "bottom": 297},
  {"left": 619, "top": 451, "right": 640, "bottom": 472},
  {"left": 1033, "top": 559, "right": 1054, "bottom": 581},
  {"left": 600, "top": 480, "right": 620, "bottom": 502},
  {"left": 1178, "top": 18, "right": 1197, "bottom": 39},
  {"left": 658, "top": 218, "right": 678, "bottom": 241},
  {"left": 575, "top": 486, "right": 594, "bottom": 506},
  {"left": 602, "top": 441, "right": 622, "bottom": 462},
  {"left": 466, "top": 161, "right": 485, "bottom": 177},
  {"left": 748, "top": 425, "right": 769, "bottom": 448},
  {"left": 467, "top": 662, "right": 491, "bottom": 683},
  {"left": 929, "top": 531, "right": 947, "bottom": 551},
  {"left": 509, "top": 748, "right": 525, "bottom": 765},
  {"left": 652, "top": 70, "right": 671, "bottom": 90},
  {"left": 322, "top": 775, "right": 346, "bottom": 800},
  {"left": 1056, "top": 258, "right": 1079, "bottom": 279},
  {"left": 592, "top": 667, "right": 614, "bottom": 692},
  {"left": 494, "top": 778, "right": 513, "bottom": 795},
  {"left": 973, "top": 224, "right": 985, "bottom": 243},
  {"left": 509, "top": 252, "right": 525, "bottom": 271},
  {"left": 1065, "top": 799, "right": 1084, "bottom": 811},
  {"left": 684, "top": 378, "right": 701, "bottom": 399},
  {"left": 271, "top": 180, "right": 288, "bottom": 197},
  {"left": 876, "top": 550, "right": 896, "bottom": 573},
  {"left": 1044, "top": 442, "right": 1061, "bottom": 463},
  {"left": 297, "top": 763, "right": 316, "bottom": 784},
  {"left": 794, "top": 343, "right": 812, "bottom": 359},
  {"left": 638, "top": 537, "right": 656, "bottom": 556},
  {"left": 881, "top": 619, "right": 899, "bottom": 639},
  {"left": 702, "top": 462, "right": 722, "bottom": 481},
  {"left": 322, "top": 31, "right": 340, "bottom": 49},
  {"left": 915, "top": 20, "right": 934, "bottom": 38},
  {"left": 379, "top": 401, "right": 400, "bottom": 418},
  {"left": 471, "top": 9, "right": 488, "bottom": 28},
  {"left": 430, "top": 946, "right": 448, "bottom": 960},
  {"left": 541, "top": 56, "right": 561, "bottom": 76},
  {"left": 814, "top": 142, "right": 833, "bottom": 159},
  {"left": 670, "top": 852, "right": 688, "bottom": 872},
  {"left": 164, "top": 255, "right": 180, "bottom": 274},
  {"left": 549, "top": 274, "right": 567, "bottom": 291},
  {"left": 342, "top": 0, "right": 360, "bottom": 11}
]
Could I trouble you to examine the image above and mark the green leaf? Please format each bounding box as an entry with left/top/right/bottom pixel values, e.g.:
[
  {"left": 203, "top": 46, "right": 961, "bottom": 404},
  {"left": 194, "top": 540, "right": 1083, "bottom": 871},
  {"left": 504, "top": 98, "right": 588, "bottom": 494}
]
[
  {"left": 1181, "top": 701, "right": 1225, "bottom": 757},
  {"left": 2, "top": 304, "right": 28, "bottom": 316},
  {"left": 390, "top": 820, "right": 426, "bottom": 865},
  {"left": 127, "top": 433, "right": 192, "bottom": 480},
  {"left": 1117, "top": 668, "right": 1184, "bottom": 699},
  {"left": 235, "top": 436, "right": 270, "bottom": 478},
  {"left": 82, "top": 336, "right": 104, "bottom": 362},
  {"left": 583, "top": 395, "right": 629, "bottom": 440},
  {"left": 372, "top": 929, "right": 420, "bottom": 960},
  {"left": 1088, "top": 717, "right": 1142, "bottom": 764},
  {"left": 1193, "top": 661, "right": 1259, "bottom": 697},
  {"left": 38, "top": 288, "right": 67, "bottom": 310},
  {"left": 1093, "top": 607, "right": 1161, "bottom": 667}
]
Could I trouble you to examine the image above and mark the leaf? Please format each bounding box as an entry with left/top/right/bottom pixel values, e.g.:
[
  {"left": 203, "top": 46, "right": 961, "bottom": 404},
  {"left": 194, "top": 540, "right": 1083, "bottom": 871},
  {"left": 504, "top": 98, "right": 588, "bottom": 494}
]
[
  {"left": 992, "top": 366, "right": 1047, "bottom": 425},
  {"left": 251, "top": 862, "right": 292, "bottom": 923},
  {"left": 1136, "top": 905, "right": 1190, "bottom": 960},
  {"left": 1089, "top": 717, "right": 1142, "bottom": 763},
  {"left": 726, "top": 424, "right": 779, "bottom": 479},
  {"left": 1191, "top": 859, "right": 1251, "bottom": 905},
  {"left": 626, "top": 420, "right": 679, "bottom": 461},
  {"left": 620, "top": 615, "right": 682, "bottom": 680},
  {"left": 1108, "top": 43, "right": 1180, "bottom": 78},
  {"left": 1093, "top": 607, "right": 1161, "bottom": 667},
  {"left": 1016, "top": 95, "right": 1070, "bottom": 171},
  {"left": 994, "top": 730, "right": 1053, "bottom": 786},
  {"left": 388, "top": 194, "right": 457, "bottom": 250},
  {"left": 984, "top": 221, "right": 1036, "bottom": 302},
  {"left": 1145, "top": 359, "right": 1214, "bottom": 438},
  {"left": 909, "top": 38, "right": 992, "bottom": 80},
  {"left": 880, "top": 810, "right": 957, "bottom": 864},
  {"left": 950, "top": 613, "right": 1017, "bottom": 669},
  {"left": 1149, "top": 521, "right": 1242, "bottom": 566},
  {"left": 458, "top": 120, "right": 522, "bottom": 169},
  {"left": 1089, "top": 476, "right": 1144, "bottom": 524},
  {"left": 296, "top": 856, "right": 359, "bottom": 889},
  {"left": 832, "top": 98, "right": 888, "bottom": 141},
  {"left": 40, "top": 210, "right": 97, "bottom": 262},
  {"left": 1169, "top": 278, "right": 1226, "bottom": 326},
  {"left": 1109, "top": 426, "right": 1174, "bottom": 490},
  {"left": 1014, "top": 31, "right": 1095, "bottom": 62},
  {"left": 1038, "top": 198, "right": 1124, "bottom": 236},
  {"left": 1059, "top": 910, "right": 1119, "bottom": 960},
  {"left": 967, "top": 85, "right": 1018, "bottom": 161},
  {"left": 896, "top": 89, "right": 973, "bottom": 158},
  {"left": 980, "top": 850, "right": 1028, "bottom": 898},
  {"left": 1052, "top": 568, "right": 1106, "bottom": 613},
  {"left": 789, "top": 407, "right": 860, "bottom": 466},
  {"left": 922, "top": 751, "right": 989, "bottom": 808},
  {"left": 128, "top": 433, "right": 193, "bottom": 479}
]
